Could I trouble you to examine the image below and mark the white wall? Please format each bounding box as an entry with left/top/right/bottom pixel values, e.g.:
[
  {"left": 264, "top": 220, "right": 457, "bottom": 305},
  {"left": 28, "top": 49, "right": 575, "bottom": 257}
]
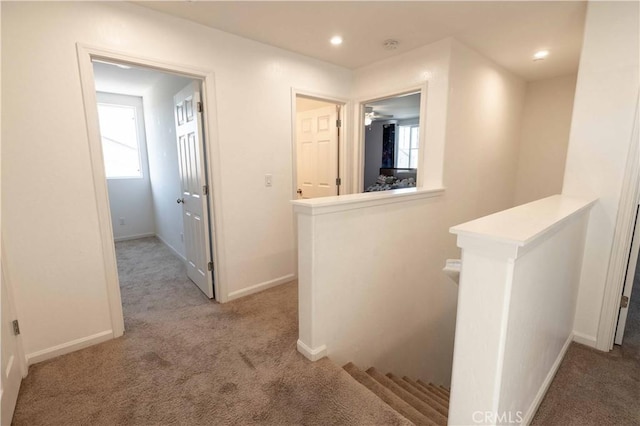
[
  {"left": 514, "top": 74, "right": 577, "bottom": 205},
  {"left": 444, "top": 40, "right": 526, "bottom": 225},
  {"left": 561, "top": 1, "right": 639, "bottom": 347},
  {"left": 143, "top": 73, "right": 193, "bottom": 259},
  {"left": 97, "top": 92, "right": 156, "bottom": 241},
  {"left": 1, "top": 1, "right": 352, "bottom": 359},
  {"left": 352, "top": 38, "right": 452, "bottom": 191},
  {"left": 296, "top": 38, "right": 526, "bottom": 385}
]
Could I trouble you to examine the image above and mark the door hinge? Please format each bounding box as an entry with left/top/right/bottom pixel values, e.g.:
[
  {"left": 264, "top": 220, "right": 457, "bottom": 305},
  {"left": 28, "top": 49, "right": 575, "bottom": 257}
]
[
  {"left": 336, "top": 119, "right": 342, "bottom": 128},
  {"left": 197, "top": 102, "right": 203, "bottom": 113},
  {"left": 207, "top": 261, "right": 214, "bottom": 271},
  {"left": 12, "top": 319, "right": 20, "bottom": 336},
  {"left": 203, "top": 185, "right": 209, "bottom": 196},
  {"left": 621, "top": 295, "right": 629, "bottom": 308},
  {"left": 336, "top": 177, "right": 342, "bottom": 186}
]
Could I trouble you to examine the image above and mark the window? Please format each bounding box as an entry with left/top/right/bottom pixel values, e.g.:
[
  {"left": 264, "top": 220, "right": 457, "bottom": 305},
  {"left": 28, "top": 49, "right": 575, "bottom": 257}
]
[
  {"left": 396, "top": 124, "right": 419, "bottom": 169},
  {"left": 97, "top": 103, "right": 143, "bottom": 178}
]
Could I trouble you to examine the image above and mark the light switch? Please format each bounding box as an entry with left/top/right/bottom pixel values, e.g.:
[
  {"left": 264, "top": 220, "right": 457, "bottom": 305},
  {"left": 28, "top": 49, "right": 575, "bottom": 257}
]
[{"left": 265, "top": 174, "right": 273, "bottom": 187}]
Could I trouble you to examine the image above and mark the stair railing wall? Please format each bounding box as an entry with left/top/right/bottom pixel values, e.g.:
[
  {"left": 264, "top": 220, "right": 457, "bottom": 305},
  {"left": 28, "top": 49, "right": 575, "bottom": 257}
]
[{"left": 448, "top": 195, "right": 595, "bottom": 425}]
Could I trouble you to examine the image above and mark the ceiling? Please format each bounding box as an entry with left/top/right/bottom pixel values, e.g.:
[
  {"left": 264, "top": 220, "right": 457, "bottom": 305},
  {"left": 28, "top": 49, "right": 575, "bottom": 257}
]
[
  {"left": 136, "top": 1, "right": 586, "bottom": 81},
  {"left": 367, "top": 93, "right": 421, "bottom": 121},
  {"left": 93, "top": 61, "right": 191, "bottom": 96}
]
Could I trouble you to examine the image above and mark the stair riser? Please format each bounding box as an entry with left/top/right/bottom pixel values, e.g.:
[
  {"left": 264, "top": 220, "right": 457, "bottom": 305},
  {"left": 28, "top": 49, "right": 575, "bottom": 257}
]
[
  {"left": 388, "top": 375, "right": 448, "bottom": 417},
  {"left": 367, "top": 368, "right": 447, "bottom": 426}
]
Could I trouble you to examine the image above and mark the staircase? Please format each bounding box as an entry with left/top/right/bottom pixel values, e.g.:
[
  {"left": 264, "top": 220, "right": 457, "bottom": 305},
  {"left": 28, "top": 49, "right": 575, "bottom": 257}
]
[{"left": 343, "top": 363, "right": 449, "bottom": 426}]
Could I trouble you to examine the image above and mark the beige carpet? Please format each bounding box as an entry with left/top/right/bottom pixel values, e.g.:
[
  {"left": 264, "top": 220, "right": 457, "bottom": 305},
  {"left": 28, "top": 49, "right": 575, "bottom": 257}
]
[
  {"left": 12, "top": 237, "right": 411, "bottom": 425},
  {"left": 532, "top": 252, "right": 640, "bottom": 425}
]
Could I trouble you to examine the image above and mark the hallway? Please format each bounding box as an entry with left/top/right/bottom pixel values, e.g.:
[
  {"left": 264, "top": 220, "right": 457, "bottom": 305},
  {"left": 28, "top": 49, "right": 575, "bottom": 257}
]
[
  {"left": 12, "top": 238, "right": 407, "bottom": 425},
  {"left": 533, "top": 256, "right": 640, "bottom": 425}
]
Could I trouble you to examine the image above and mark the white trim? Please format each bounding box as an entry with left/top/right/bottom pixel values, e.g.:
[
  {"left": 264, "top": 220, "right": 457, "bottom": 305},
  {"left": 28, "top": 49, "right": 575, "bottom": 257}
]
[
  {"left": 450, "top": 195, "right": 597, "bottom": 250},
  {"left": 113, "top": 233, "right": 156, "bottom": 243},
  {"left": 155, "top": 234, "right": 187, "bottom": 262},
  {"left": 1, "top": 239, "right": 28, "bottom": 378},
  {"left": 292, "top": 187, "right": 445, "bottom": 216},
  {"left": 614, "top": 203, "right": 640, "bottom": 344},
  {"left": 354, "top": 84, "right": 428, "bottom": 193},
  {"left": 25, "top": 330, "right": 114, "bottom": 366},
  {"left": 522, "top": 333, "right": 573, "bottom": 425},
  {"left": 596, "top": 94, "right": 640, "bottom": 351},
  {"left": 226, "top": 274, "right": 296, "bottom": 301},
  {"left": 296, "top": 339, "right": 327, "bottom": 361},
  {"left": 572, "top": 331, "right": 597, "bottom": 347},
  {"left": 77, "top": 44, "right": 125, "bottom": 338},
  {"left": 76, "top": 44, "right": 228, "bottom": 312}
]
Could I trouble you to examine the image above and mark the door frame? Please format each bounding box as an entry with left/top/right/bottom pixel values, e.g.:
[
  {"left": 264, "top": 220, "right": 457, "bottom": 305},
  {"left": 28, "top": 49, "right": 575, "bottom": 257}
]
[
  {"left": 290, "top": 89, "right": 350, "bottom": 200},
  {"left": 1, "top": 239, "right": 28, "bottom": 425},
  {"left": 77, "top": 44, "right": 228, "bottom": 338},
  {"left": 614, "top": 203, "right": 640, "bottom": 344},
  {"left": 354, "top": 84, "right": 428, "bottom": 193},
  {"left": 597, "top": 94, "right": 640, "bottom": 350}
]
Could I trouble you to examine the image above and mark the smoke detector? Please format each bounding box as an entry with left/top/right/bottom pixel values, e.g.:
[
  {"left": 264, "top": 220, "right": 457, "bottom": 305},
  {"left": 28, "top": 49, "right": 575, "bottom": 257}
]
[{"left": 383, "top": 39, "right": 399, "bottom": 50}]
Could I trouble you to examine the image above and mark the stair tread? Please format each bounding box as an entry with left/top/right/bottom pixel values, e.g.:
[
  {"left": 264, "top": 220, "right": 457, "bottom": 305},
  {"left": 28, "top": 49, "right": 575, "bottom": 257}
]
[
  {"left": 403, "top": 377, "right": 449, "bottom": 408},
  {"left": 438, "top": 386, "right": 450, "bottom": 396},
  {"left": 417, "top": 380, "right": 450, "bottom": 401},
  {"left": 387, "top": 373, "right": 449, "bottom": 417},
  {"left": 366, "top": 368, "right": 447, "bottom": 426},
  {"left": 343, "top": 363, "right": 437, "bottom": 426}
]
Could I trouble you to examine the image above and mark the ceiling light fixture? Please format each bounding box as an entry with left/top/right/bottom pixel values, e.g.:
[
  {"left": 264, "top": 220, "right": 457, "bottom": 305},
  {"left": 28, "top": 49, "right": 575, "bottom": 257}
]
[
  {"left": 383, "top": 39, "right": 399, "bottom": 50},
  {"left": 330, "top": 36, "right": 343, "bottom": 46},
  {"left": 533, "top": 50, "right": 549, "bottom": 61}
]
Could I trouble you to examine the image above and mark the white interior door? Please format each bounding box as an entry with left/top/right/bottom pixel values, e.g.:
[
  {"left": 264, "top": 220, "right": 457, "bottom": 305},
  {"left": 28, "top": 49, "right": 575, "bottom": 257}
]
[
  {"left": 1, "top": 249, "right": 26, "bottom": 425},
  {"left": 174, "top": 82, "right": 214, "bottom": 299},
  {"left": 615, "top": 203, "right": 640, "bottom": 344},
  {"left": 296, "top": 105, "right": 338, "bottom": 199}
]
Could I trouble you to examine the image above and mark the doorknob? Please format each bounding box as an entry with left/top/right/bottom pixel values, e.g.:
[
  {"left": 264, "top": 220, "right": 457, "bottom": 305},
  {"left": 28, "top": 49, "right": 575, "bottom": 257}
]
[
  {"left": 177, "top": 198, "right": 185, "bottom": 204},
  {"left": 296, "top": 189, "right": 303, "bottom": 195}
]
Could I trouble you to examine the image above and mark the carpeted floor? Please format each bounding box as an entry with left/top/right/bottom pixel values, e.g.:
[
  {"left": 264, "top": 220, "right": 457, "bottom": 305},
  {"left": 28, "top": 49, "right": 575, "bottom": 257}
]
[
  {"left": 532, "top": 251, "right": 640, "bottom": 425},
  {"left": 12, "top": 237, "right": 410, "bottom": 426}
]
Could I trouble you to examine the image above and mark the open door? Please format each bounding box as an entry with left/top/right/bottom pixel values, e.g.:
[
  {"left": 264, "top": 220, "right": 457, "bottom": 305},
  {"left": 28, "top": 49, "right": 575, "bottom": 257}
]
[
  {"left": 174, "top": 82, "right": 215, "bottom": 299},
  {"left": 296, "top": 105, "right": 339, "bottom": 199},
  {"left": 1, "top": 247, "right": 26, "bottom": 425},
  {"left": 615, "top": 203, "right": 640, "bottom": 344}
]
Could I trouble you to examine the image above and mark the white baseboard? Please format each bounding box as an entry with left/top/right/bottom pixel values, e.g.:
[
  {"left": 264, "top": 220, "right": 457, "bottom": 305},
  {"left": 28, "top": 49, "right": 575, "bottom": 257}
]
[
  {"left": 297, "top": 339, "right": 327, "bottom": 361},
  {"left": 155, "top": 233, "right": 186, "bottom": 262},
  {"left": 522, "top": 333, "right": 573, "bottom": 425},
  {"left": 113, "top": 232, "right": 155, "bottom": 242},
  {"left": 227, "top": 274, "right": 296, "bottom": 301},
  {"left": 572, "top": 331, "right": 597, "bottom": 348},
  {"left": 25, "top": 330, "right": 113, "bottom": 366}
]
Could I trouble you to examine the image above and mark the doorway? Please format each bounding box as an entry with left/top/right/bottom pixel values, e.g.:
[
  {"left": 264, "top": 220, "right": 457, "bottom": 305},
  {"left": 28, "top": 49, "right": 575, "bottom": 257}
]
[
  {"left": 293, "top": 95, "right": 345, "bottom": 199},
  {"left": 78, "top": 46, "right": 224, "bottom": 336},
  {"left": 92, "top": 60, "right": 215, "bottom": 301}
]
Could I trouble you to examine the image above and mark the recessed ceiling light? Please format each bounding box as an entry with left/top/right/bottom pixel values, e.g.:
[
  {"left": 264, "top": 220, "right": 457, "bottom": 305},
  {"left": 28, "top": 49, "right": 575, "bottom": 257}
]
[
  {"left": 330, "top": 36, "right": 343, "bottom": 46},
  {"left": 533, "top": 50, "right": 549, "bottom": 61}
]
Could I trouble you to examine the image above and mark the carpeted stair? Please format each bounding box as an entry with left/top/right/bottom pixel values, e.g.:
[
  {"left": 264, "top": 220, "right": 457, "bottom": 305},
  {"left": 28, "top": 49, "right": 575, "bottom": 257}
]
[{"left": 343, "top": 362, "right": 449, "bottom": 426}]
